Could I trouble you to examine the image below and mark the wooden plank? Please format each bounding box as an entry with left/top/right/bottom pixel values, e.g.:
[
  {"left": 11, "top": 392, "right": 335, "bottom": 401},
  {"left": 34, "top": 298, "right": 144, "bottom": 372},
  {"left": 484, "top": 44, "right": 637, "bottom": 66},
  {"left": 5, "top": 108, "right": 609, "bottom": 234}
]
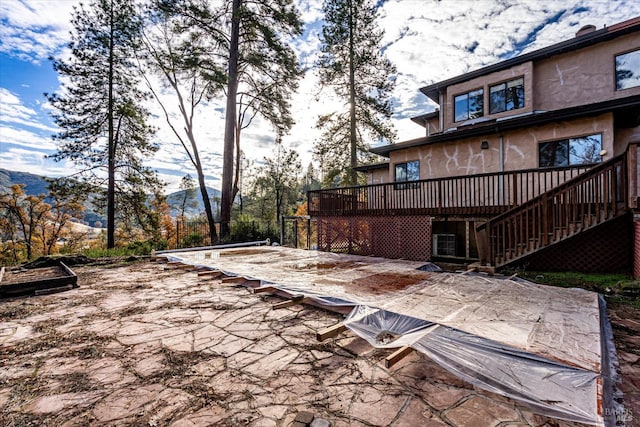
[
  {"left": 272, "top": 296, "right": 307, "bottom": 309},
  {"left": 221, "top": 276, "right": 248, "bottom": 284},
  {"left": 198, "top": 270, "right": 222, "bottom": 277},
  {"left": 316, "top": 323, "right": 347, "bottom": 341},
  {"left": 385, "top": 346, "right": 414, "bottom": 369},
  {"left": 252, "top": 286, "right": 276, "bottom": 294},
  {"left": 34, "top": 285, "right": 74, "bottom": 296}
]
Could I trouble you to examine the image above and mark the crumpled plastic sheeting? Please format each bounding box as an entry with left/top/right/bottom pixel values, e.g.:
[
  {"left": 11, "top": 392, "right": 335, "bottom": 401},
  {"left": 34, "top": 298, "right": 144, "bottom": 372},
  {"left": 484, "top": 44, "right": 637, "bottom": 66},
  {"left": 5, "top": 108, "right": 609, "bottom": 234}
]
[
  {"left": 164, "top": 247, "right": 619, "bottom": 426},
  {"left": 344, "top": 306, "right": 436, "bottom": 348},
  {"left": 343, "top": 306, "right": 602, "bottom": 425}
]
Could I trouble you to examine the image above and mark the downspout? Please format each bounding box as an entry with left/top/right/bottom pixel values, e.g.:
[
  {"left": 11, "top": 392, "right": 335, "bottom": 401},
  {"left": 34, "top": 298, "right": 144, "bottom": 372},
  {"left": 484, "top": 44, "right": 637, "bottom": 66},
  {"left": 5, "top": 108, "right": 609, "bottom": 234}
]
[
  {"left": 438, "top": 90, "right": 444, "bottom": 132},
  {"left": 499, "top": 133, "right": 504, "bottom": 172}
]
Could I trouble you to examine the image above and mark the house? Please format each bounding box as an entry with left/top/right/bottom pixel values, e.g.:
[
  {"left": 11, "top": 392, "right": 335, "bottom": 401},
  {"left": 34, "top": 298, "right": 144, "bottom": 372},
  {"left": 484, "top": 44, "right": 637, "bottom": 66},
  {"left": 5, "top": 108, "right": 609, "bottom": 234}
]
[{"left": 308, "top": 16, "right": 640, "bottom": 276}]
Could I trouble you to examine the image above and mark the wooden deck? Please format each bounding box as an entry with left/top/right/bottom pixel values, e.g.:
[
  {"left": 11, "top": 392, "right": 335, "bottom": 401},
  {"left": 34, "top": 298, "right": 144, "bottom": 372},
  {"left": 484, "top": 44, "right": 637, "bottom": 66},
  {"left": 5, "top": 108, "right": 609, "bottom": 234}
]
[
  {"left": 309, "top": 165, "right": 593, "bottom": 217},
  {"left": 309, "top": 143, "right": 639, "bottom": 268}
]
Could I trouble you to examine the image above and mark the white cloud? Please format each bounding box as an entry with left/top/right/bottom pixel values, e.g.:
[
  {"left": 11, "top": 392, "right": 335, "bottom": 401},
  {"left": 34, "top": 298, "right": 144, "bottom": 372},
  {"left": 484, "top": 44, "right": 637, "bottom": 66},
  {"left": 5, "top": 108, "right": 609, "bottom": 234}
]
[
  {"left": 0, "top": 88, "right": 57, "bottom": 132},
  {"left": 0, "top": 146, "right": 68, "bottom": 176},
  {"left": 0, "top": 126, "right": 56, "bottom": 151},
  {"left": 3, "top": 0, "right": 640, "bottom": 190},
  {"left": 0, "top": 0, "right": 80, "bottom": 63}
]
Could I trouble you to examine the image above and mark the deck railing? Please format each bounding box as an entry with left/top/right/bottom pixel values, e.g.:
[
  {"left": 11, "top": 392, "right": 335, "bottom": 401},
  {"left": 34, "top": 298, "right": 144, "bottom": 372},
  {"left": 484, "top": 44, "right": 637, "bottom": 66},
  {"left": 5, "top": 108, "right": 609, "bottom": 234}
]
[
  {"left": 479, "top": 147, "right": 632, "bottom": 267},
  {"left": 309, "top": 165, "right": 593, "bottom": 217}
]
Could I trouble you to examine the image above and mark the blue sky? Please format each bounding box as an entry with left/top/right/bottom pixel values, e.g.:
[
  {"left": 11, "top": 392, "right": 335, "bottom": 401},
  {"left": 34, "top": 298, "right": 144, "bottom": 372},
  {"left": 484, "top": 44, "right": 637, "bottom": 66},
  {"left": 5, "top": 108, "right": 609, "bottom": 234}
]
[{"left": 1, "top": 0, "right": 639, "bottom": 191}]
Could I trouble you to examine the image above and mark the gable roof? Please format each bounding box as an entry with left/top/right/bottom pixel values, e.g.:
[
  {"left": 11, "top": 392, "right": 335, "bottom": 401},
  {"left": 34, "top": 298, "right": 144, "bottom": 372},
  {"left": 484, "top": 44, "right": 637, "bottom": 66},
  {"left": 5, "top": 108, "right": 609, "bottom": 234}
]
[{"left": 420, "top": 16, "right": 640, "bottom": 103}]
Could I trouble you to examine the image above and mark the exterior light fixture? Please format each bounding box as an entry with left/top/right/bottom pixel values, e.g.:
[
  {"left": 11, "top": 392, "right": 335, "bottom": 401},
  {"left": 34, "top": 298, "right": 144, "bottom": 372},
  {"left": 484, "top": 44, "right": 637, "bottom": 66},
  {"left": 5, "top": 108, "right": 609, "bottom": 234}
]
[{"left": 480, "top": 140, "right": 489, "bottom": 150}]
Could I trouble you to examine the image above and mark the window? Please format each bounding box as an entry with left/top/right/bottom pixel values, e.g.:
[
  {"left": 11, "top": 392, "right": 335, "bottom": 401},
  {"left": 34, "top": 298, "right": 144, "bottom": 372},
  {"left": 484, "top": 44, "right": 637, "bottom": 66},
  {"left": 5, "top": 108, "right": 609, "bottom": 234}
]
[
  {"left": 395, "top": 160, "right": 420, "bottom": 189},
  {"left": 454, "top": 89, "right": 483, "bottom": 122},
  {"left": 616, "top": 49, "right": 640, "bottom": 90},
  {"left": 539, "top": 134, "right": 602, "bottom": 167},
  {"left": 489, "top": 77, "right": 524, "bottom": 114}
]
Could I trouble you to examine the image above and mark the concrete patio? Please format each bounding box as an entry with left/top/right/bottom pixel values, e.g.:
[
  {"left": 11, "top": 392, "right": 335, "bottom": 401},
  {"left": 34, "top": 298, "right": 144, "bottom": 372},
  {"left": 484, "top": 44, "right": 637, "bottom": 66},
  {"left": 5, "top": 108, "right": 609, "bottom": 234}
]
[{"left": 0, "top": 259, "right": 637, "bottom": 426}]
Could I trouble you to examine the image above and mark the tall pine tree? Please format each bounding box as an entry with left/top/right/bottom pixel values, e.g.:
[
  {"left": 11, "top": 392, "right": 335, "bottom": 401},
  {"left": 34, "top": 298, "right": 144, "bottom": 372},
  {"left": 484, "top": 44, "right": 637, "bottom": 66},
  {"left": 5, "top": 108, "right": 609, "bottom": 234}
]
[
  {"left": 219, "top": 0, "right": 303, "bottom": 238},
  {"left": 47, "top": 0, "right": 159, "bottom": 248},
  {"left": 315, "top": 0, "right": 396, "bottom": 186}
]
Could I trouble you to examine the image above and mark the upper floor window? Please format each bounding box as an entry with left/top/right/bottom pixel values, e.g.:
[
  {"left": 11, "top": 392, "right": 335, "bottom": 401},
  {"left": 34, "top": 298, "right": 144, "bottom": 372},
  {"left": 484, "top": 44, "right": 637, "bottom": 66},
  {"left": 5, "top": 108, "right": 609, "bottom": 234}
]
[
  {"left": 395, "top": 160, "right": 420, "bottom": 189},
  {"left": 539, "top": 134, "right": 602, "bottom": 168},
  {"left": 616, "top": 49, "right": 640, "bottom": 90},
  {"left": 395, "top": 160, "right": 420, "bottom": 182},
  {"left": 489, "top": 77, "right": 524, "bottom": 114},
  {"left": 454, "top": 89, "right": 483, "bottom": 122}
]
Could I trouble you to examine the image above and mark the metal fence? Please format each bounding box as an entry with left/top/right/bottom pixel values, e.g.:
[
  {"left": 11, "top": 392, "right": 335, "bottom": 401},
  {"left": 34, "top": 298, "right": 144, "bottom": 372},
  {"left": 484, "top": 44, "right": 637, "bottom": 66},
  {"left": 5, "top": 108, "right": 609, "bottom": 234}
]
[
  {"left": 175, "top": 218, "right": 278, "bottom": 249},
  {"left": 281, "top": 216, "right": 317, "bottom": 250}
]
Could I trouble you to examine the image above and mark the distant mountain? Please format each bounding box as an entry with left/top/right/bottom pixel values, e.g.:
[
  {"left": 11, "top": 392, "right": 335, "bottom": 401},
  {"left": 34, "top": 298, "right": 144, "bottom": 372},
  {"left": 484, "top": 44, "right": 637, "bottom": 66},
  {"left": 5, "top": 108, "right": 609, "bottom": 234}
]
[
  {"left": 167, "top": 187, "right": 222, "bottom": 218},
  {"left": 0, "top": 168, "right": 107, "bottom": 226},
  {"left": 0, "top": 168, "right": 221, "bottom": 222},
  {"left": 0, "top": 168, "right": 49, "bottom": 196}
]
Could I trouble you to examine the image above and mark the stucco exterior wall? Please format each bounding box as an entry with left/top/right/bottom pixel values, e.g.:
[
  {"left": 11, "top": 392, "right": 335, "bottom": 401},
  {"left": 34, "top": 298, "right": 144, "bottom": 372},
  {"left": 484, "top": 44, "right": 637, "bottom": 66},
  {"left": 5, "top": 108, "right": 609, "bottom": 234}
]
[
  {"left": 534, "top": 32, "right": 640, "bottom": 111},
  {"left": 368, "top": 168, "right": 388, "bottom": 185},
  {"left": 614, "top": 125, "right": 640, "bottom": 155},
  {"left": 426, "top": 116, "right": 440, "bottom": 135},
  {"left": 383, "top": 113, "right": 614, "bottom": 182},
  {"left": 443, "top": 62, "right": 534, "bottom": 131}
]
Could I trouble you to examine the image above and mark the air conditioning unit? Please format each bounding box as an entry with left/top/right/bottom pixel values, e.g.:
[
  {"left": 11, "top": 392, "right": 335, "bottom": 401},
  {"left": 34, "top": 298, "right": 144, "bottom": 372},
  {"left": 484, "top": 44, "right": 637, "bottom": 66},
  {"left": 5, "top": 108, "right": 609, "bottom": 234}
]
[{"left": 433, "top": 234, "right": 456, "bottom": 257}]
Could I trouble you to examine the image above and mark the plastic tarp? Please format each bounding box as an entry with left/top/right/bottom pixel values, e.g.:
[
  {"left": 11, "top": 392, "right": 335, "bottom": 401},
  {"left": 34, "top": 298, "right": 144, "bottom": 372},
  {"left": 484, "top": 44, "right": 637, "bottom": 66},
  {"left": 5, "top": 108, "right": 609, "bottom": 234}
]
[{"left": 164, "top": 246, "right": 622, "bottom": 426}]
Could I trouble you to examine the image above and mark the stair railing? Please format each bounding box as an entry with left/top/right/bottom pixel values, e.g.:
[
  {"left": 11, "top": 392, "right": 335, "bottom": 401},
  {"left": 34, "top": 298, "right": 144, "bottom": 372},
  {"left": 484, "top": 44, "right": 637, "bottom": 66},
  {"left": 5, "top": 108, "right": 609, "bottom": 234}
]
[{"left": 479, "top": 146, "right": 634, "bottom": 267}]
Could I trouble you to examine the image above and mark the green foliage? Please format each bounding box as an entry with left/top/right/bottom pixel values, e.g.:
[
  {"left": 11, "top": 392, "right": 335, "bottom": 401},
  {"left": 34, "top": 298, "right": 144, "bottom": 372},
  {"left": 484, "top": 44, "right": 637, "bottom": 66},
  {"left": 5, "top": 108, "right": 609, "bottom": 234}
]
[
  {"left": 182, "top": 232, "right": 205, "bottom": 248},
  {"left": 244, "top": 141, "right": 301, "bottom": 224},
  {"left": 228, "top": 219, "right": 278, "bottom": 244},
  {"left": 314, "top": 0, "right": 396, "bottom": 185},
  {"left": 81, "top": 246, "right": 140, "bottom": 258},
  {"left": 126, "top": 238, "right": 168, "bottom": 254},
  {"left": 516, "top": 270, "right": 639, "bottom": 308}
]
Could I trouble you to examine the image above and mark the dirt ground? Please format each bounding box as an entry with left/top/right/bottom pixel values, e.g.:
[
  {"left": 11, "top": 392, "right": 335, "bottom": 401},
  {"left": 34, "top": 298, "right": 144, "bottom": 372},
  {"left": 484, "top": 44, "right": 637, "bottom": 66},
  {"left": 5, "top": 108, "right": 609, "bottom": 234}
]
[{"left": 0, "top": 259, "right": 638, "bottom": 427}]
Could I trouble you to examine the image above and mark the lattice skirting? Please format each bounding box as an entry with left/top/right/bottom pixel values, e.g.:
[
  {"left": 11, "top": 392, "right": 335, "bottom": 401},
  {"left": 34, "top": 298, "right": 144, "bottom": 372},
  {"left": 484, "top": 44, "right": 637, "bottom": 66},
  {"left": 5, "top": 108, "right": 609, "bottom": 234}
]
[
  {"left": 516, "top": 214, "right": 633, "bottom": 274},
  {"left": 635, "top": 219, "right": 640, "bottom": 279},
  {"left": 316, "top": 215, "right": 432, "bottom": 261}
]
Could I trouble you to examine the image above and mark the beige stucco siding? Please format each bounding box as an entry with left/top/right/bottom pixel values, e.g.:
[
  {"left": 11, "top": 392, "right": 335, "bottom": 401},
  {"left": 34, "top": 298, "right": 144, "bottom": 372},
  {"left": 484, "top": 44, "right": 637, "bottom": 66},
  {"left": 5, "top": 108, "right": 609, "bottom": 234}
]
[
  {"left": 615, "top": 125, "right": 640, "bottom": 155},
  {"left": 534, "top": 33, "right": 640, "bottom": 111},
  {"left": 443, "top": 62, "right": 534, "bottom": 131},
  {"left": 384, "top": 113, "right": 614, "bottom": 183},
  {"left": 369, "top": 168, "right": 388, "bottom": 185}
]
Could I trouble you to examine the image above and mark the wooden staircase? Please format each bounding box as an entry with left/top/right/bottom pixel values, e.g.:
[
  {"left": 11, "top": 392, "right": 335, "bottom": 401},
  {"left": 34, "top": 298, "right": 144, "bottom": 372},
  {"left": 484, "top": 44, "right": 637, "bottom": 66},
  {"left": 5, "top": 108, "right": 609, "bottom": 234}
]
[{"left": 478, "top": 144, "right": 637, "bottom": 268}]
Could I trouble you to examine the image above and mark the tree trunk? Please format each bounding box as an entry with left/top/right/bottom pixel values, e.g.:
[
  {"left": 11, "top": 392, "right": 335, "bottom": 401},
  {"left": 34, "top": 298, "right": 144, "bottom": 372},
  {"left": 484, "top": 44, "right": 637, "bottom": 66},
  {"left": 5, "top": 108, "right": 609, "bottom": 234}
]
[
  {"left": 276, "top": 187, "right": 281, "bottom": 225},
  {"left": 348, "top": 1, "right": 357, "bottom": 186},
  {"left": 232, "top": 116, "right": 241, "bottom": 202},
  {"left": 220, "top": 0, "right": 241, "bottom": 239},
  {"left": 107, "top": 1, "right": 116, "bottom": 249},
  {"left": 195, "top": 165, "right": 217, "bottom": 244}
]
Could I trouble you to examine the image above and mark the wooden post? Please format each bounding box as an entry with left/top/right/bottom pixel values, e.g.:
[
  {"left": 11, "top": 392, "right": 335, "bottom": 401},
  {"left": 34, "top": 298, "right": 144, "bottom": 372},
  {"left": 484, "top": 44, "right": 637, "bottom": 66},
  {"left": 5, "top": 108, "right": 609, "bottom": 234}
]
[
  {"left": 385, "top": 346, "right": 414, "bottom": 369},
  {"left": 252, "top": 286, "right": 276, "bottom": 294},
  {"left": 272, "top": 295, "right": 307, "bottom": 309},
  {"left": 627, "top": 144, "right": 640, "bottom": 209},
  {"left": 316, "top": 323, "right": 347, "bottom": 341}
]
